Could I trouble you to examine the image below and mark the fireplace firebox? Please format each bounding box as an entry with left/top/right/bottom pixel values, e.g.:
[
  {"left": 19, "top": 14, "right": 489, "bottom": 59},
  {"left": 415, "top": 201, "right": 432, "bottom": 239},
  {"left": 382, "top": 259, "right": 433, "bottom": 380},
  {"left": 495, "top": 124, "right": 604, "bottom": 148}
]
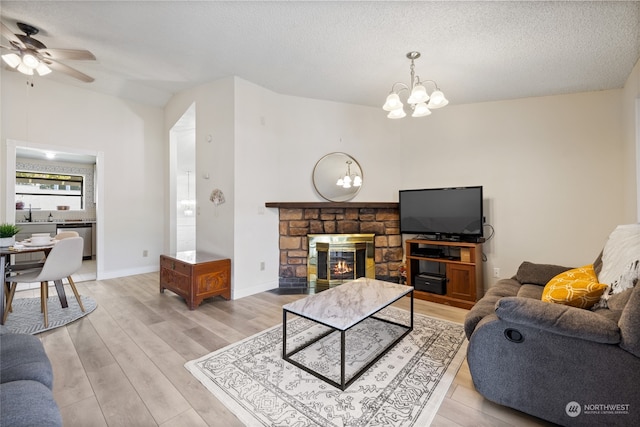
[{"left": 308, "top": 234, "right": 375, "bottom": 287}]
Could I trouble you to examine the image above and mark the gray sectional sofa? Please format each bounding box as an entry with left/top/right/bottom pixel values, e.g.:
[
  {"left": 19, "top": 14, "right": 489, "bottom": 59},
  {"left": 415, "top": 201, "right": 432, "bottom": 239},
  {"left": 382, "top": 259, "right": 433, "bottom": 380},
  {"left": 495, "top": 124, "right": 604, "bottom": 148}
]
[
  {"left": 464, "top": 259, "right": 640, "bottom": 426},
  {"left": 0, "top": 328, "right": 62, "bottom": 427}
]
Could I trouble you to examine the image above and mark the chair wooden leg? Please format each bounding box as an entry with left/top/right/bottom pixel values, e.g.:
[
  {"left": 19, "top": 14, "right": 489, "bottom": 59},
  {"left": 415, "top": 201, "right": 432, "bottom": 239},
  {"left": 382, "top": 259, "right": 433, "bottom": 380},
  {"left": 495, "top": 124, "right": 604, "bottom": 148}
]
[
  {"left": 41, "top": 283, "right": 45, "bottom": 313},
  {"left": 41, "top": 282, "right": 48, "bottom": 327},
  {"left": 4, "top": 282, "right": 13, "bottom": 312},
  {"left": 2, "top": 283, "right": 17, "bottom": 324},
  {"left": 66, "top": 276, "right": 85, "bottom": 312}
]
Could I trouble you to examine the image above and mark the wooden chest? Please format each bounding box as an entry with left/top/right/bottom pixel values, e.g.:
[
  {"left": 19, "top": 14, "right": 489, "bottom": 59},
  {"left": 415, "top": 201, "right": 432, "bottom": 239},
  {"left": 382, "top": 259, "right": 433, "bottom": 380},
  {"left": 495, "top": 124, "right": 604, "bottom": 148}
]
[{"left": 160, "top": 251, "right": 231, "bottom": 309}]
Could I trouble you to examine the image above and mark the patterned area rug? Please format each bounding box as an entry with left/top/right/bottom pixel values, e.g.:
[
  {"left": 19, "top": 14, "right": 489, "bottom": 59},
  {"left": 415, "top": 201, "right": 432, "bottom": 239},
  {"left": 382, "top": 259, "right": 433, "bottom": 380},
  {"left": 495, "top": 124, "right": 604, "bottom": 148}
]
[
  {"left": 3, "top": 296, "right": 96, "bottom": 335},
  {"left": 186, "top": 306, "right": 467, "bottom": 427}
]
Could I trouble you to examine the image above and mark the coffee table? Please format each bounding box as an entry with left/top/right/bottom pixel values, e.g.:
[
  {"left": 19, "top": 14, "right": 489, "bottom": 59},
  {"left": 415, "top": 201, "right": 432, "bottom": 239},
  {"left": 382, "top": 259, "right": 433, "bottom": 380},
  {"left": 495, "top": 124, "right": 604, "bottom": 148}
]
[{"left": 282, "top": 277, "right": 413, "bottom": 390}]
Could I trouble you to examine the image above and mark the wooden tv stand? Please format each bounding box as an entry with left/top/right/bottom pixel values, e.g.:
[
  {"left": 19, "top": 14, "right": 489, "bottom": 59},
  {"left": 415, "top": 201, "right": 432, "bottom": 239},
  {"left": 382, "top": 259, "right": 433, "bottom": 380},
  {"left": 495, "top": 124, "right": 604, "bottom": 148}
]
[{"left": 405, "top": 239, "right": 483, "bottom": 309}]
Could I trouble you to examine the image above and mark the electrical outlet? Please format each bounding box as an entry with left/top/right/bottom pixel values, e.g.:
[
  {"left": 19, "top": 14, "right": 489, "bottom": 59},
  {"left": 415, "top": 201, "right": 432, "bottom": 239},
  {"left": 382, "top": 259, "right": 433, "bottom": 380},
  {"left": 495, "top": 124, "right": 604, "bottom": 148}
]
[
  {"left": 260, "top": 261, "right": 265, "bottom": 271},
  {"left": 143, "top": 250, "right": 148, "bottom": 257},
  {"left": 493, "top": 267, "right": 500, "bottom": 278}
]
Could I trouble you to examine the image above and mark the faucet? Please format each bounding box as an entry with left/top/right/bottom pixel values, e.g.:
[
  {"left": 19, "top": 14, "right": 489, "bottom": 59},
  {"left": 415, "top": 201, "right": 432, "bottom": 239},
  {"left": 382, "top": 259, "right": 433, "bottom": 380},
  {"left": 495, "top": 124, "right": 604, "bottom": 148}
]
[{"left": 24, "top": 204, "right": 32, "bottom": 222}]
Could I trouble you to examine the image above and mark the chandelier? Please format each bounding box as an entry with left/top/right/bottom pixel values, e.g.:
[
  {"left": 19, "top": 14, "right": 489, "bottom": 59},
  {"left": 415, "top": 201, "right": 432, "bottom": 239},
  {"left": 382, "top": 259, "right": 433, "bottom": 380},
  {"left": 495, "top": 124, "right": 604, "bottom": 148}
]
[
  {"left": 336, "top": 160, "right": 362, "bottom": 189},
  {"left": 180, "top": 171, "right": 195, "bottom": 216},
  {"left": 382, "top": 51, "right": 448, "bottom": 119}
]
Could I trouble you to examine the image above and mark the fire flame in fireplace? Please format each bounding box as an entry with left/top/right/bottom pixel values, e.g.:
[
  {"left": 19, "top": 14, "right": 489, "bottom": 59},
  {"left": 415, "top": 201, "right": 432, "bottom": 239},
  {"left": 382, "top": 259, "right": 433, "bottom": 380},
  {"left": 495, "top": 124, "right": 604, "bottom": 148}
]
[{"left": 333, "top": 260, "right": 353, "bottom": 276}]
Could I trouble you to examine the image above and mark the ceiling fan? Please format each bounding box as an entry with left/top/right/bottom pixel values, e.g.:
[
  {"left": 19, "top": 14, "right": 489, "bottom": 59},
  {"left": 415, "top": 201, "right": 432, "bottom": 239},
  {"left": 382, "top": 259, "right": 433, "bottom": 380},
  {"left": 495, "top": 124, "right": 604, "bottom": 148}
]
[{"left": 0, "top": 21, "right": 95, "bottom": 82}]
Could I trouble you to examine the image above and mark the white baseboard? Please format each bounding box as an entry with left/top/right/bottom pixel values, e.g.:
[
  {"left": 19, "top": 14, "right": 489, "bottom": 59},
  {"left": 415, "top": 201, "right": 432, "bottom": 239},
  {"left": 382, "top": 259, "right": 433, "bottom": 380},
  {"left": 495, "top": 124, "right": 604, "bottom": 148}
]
[
  {"left": 232, "top": 280, "right": 278, "bottom": 300},
  {"left": 97, "top": 266, "right": 158, "bottom": 280}
]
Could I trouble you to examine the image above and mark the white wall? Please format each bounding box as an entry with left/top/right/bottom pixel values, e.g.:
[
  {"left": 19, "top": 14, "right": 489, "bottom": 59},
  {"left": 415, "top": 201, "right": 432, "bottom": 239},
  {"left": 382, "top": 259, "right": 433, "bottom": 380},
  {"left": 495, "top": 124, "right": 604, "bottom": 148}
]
[
  {"left": 398, "top": 90, "right": 625, "bottom": 286},
  {"left": 233, "top": 79, "right": 281, "bottom": 298},
  {"left": 1, "top": 71, "right": 164, "bottom": 279},
  {"left": 3, "top": 65, "right": 635, "bottom": 295},
  {"left": 258, "top": 89, "right": 626, "bottom": 290},
  {"left": 622, "top": 58, "right": 640, "bottom": 221},
  {"left": 168, "top": 76, "right": 631, "bottom": 297},
  {"left": 164, "top": 78, "right": 236, "bottom": 263}
]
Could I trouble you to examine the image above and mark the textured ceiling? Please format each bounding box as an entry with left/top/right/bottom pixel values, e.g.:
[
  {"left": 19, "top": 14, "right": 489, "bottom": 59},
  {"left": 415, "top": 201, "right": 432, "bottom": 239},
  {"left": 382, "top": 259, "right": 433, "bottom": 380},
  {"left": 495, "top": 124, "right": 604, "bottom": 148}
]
[{"left": 1, "top": 1, "right": 639, "bottom": 109}]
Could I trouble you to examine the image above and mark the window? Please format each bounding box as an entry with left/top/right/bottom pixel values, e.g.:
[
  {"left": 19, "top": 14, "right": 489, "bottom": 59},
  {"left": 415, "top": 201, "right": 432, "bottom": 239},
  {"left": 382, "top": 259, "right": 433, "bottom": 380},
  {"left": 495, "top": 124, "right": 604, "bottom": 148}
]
[{"left": 16, "top": 171, "right": 84, "bottom": 210}]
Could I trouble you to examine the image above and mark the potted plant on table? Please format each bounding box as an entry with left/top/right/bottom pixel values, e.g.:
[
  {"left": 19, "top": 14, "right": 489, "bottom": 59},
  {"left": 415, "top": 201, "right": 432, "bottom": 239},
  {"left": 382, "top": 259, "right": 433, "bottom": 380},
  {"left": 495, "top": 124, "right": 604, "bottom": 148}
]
[{"left": 0, "top": 223, "right": 21, "bottom": 247}]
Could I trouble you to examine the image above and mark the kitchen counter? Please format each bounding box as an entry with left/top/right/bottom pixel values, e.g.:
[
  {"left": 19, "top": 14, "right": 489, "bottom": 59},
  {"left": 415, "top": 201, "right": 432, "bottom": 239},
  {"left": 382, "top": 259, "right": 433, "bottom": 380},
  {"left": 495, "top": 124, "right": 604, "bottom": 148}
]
[{"left": 15, "top": 220, "right": 96, "bottom": 225}]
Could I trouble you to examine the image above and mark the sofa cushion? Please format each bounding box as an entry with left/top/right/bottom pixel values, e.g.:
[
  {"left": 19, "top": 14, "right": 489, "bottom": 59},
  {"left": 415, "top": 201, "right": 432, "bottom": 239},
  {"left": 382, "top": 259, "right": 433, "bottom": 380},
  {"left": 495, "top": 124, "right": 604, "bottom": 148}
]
[
  {"left": 619, "top": 283, "right": 640, "bottom": 357},
  {"left": 0, "top": 380, "right": 62, "bottom": 427},
  {"left": 516, "top": 284, "right": 544, "bottom": 299},
  {"left": 464, "top": 278, "right": 520, "bottom": 339},
  {"left": 515, "top": 261, "right": 572, "bottom": 286},
  {"left": 0, "top": 333, "right": 54, "bottom": 389},
  {"left": 541, "top": 265, "right": 608, "bottom": 309}
]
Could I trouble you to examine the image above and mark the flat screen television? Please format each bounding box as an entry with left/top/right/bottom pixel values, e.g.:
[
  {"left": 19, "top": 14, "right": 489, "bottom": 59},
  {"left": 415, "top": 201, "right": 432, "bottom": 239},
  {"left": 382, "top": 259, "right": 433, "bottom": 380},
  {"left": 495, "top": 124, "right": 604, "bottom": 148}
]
[{"left": 399, "top": 186, "right": 484, "bottom": 241}]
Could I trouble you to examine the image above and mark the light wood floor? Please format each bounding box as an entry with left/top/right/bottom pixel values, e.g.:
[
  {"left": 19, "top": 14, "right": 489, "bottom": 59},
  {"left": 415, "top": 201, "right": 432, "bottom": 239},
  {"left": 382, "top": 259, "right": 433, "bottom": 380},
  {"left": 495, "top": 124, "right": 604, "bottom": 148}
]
[{"left": 14, "top": 273, "right": 554, "bottom": 426}]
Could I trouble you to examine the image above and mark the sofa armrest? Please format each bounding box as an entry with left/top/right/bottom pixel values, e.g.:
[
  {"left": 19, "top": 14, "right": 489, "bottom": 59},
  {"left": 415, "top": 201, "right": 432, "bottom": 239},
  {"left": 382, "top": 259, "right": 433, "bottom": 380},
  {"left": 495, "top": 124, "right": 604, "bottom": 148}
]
[{"left": 495, "top": 297, "right": 621, "bottom": 344}]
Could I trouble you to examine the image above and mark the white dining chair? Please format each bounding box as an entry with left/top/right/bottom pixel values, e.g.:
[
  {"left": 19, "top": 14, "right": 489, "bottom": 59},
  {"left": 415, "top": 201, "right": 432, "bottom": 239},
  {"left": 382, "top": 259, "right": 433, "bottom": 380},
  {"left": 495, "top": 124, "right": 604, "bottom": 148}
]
[
  {"left": 53, "top": 230, "right": 83, "bottom": 311},
  {"left": 55, "top": 231, "right": 79, "bottom": 240},
  {"left": 3, "top": 237, "right": 85, "bottom": 326}
]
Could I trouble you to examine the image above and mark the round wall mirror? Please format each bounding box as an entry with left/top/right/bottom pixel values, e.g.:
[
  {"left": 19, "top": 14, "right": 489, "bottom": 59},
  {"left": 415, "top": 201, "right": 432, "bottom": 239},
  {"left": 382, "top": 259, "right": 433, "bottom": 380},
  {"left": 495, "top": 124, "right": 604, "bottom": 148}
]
[{"left": 312, "top": 152, "right": 363, "bottom": 202}]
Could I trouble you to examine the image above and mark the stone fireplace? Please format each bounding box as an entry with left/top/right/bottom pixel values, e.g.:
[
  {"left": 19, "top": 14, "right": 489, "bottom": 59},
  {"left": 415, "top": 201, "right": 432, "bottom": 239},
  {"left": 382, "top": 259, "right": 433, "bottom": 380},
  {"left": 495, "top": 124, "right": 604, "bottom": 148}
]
[
  {"left": 265, "top": 202, "right": 402, "bottom": 288},
  {"left": 308, "top": 234, "right": 375, "bottom": 286}
]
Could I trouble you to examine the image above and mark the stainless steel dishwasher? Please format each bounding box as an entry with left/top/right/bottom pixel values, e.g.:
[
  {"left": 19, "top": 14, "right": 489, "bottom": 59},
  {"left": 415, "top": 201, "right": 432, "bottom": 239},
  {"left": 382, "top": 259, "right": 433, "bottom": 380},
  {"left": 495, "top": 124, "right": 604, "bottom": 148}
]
[{"left": 56, "top": 223, "right": 93, "bottom": 260}]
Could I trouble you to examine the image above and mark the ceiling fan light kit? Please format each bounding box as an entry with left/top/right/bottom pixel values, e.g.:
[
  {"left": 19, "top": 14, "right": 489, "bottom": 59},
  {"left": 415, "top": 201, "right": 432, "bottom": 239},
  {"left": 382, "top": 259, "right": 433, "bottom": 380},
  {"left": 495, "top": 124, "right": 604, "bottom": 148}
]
[
  {"left": 382, "top": 51, "right": 448, "bottom": 119},
  {"left": 1, "top": 21, "right": 95, "bottom": 82}
]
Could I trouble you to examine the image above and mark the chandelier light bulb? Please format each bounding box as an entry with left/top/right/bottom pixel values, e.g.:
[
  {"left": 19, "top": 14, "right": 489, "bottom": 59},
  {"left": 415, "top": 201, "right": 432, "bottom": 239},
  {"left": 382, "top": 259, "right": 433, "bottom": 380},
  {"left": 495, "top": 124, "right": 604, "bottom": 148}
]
[
  {"left": 336, "top": 177, "right": 344, "bottom": 186},
  {"left": 353, "top": 175, "right": 362, "bottom": 186},
  {"left": 428, "top": 90, "right": 449, "bottom": 109},
  {"left": 36, "top": 63, "right": 52, "bottom": 76},
  {"left": 382, "top": 93, "right": 403, "bottom": 111},
  {"left": 407, "top": 85, "right": 429, "bottom": 104},
  {"left": 16, "top": 63, "right": 34, "bottom": 75},
  {"left": 387, "top": 108, "right": 406, "bottom": 119},
  {"left": 22, "top": 53, "right": 40, "bottom": 69},
  {"left": 2, "top": 53, "right": 21, "bottom": 68},
  {"left": 412, "top": 103, "right": 431, "bottom": 117}
]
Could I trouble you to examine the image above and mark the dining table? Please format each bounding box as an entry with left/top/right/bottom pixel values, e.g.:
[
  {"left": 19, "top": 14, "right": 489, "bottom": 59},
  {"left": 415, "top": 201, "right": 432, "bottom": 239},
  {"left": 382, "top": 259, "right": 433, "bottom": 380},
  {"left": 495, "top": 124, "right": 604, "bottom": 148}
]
[{"left": 1, "top": 242, "right": 68, "bottom": 325}]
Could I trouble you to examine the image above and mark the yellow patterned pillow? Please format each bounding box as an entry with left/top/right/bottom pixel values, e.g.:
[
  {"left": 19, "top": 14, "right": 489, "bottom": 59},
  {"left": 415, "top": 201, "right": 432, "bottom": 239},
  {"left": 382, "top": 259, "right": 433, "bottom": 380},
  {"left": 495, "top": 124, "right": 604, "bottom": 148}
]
[{"left": 541, "top": 265, "right": 608, "bottom": 309}]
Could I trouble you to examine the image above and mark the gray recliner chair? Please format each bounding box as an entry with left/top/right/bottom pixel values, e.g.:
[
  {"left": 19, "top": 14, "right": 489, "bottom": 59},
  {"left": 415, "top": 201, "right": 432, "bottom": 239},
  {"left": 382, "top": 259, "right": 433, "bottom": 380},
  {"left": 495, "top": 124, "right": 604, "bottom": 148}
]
[
  {"left": 0, "top": 329, "right": 62, "bottom": 426},
  {"left": 464, "top": 260, "right": 640, "bottom": 426}
]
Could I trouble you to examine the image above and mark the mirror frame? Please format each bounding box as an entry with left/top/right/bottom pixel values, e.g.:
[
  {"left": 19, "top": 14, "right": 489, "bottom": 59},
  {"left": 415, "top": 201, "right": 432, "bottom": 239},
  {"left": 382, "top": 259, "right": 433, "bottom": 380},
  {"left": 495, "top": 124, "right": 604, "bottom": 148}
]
[{"left": 312, "top": 152, "right": 363, "bottom": 202}]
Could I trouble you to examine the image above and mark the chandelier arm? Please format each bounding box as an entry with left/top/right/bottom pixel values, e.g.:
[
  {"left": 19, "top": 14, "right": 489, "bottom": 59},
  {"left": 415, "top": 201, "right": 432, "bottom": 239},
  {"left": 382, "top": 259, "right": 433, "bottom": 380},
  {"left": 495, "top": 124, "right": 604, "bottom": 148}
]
[
  {"left": 389, "top": 82, "right": 410, "bottom": 94},
  {"left": 420, "top": 80, "right": 441, "bottom": 91}
]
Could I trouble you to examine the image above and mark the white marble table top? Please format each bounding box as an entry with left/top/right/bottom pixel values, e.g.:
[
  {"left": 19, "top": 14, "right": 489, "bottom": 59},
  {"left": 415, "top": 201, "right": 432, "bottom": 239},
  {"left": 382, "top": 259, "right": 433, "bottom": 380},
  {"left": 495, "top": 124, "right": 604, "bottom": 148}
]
[{"left": 283, "top": 278, "right": 413, "bottom": 330}]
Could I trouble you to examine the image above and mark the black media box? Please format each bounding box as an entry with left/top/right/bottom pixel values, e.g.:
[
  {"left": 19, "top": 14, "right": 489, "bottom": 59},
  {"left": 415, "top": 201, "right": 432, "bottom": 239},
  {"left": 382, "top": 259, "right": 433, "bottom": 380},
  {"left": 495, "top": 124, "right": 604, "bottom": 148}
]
[{"left": 414, "top": 273, "right": 447, "bottom": 295}]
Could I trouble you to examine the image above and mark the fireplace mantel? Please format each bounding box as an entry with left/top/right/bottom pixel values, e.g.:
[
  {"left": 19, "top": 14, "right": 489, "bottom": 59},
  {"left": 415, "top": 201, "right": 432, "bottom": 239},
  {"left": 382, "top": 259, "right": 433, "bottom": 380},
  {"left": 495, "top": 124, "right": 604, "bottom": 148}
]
[{"left": 265, "top": 202, "right": 398, "bottom": 209}]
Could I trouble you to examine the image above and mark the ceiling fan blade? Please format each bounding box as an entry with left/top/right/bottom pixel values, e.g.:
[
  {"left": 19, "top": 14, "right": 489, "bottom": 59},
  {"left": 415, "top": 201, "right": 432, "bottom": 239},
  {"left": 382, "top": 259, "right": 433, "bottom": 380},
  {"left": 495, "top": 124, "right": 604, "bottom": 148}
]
[
  {"left": 44, "top": 59, "right": 94, "bottom": 82},
  {"left": 0, "top": 43, "right": 18, "bottom": 51},
  {"left": 0, "top": 22, "right": 25, "bottom": 49},
  {"left": 40, "top": 48, "right": 96, "bottom": 61}
]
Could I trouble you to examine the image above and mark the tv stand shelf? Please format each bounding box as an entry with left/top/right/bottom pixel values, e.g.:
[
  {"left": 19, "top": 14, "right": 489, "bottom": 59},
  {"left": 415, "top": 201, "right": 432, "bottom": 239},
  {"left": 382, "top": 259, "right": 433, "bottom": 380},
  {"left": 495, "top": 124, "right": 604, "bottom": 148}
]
[{"left": 405, "top": 239, "right": 483, "bottom": 309}]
